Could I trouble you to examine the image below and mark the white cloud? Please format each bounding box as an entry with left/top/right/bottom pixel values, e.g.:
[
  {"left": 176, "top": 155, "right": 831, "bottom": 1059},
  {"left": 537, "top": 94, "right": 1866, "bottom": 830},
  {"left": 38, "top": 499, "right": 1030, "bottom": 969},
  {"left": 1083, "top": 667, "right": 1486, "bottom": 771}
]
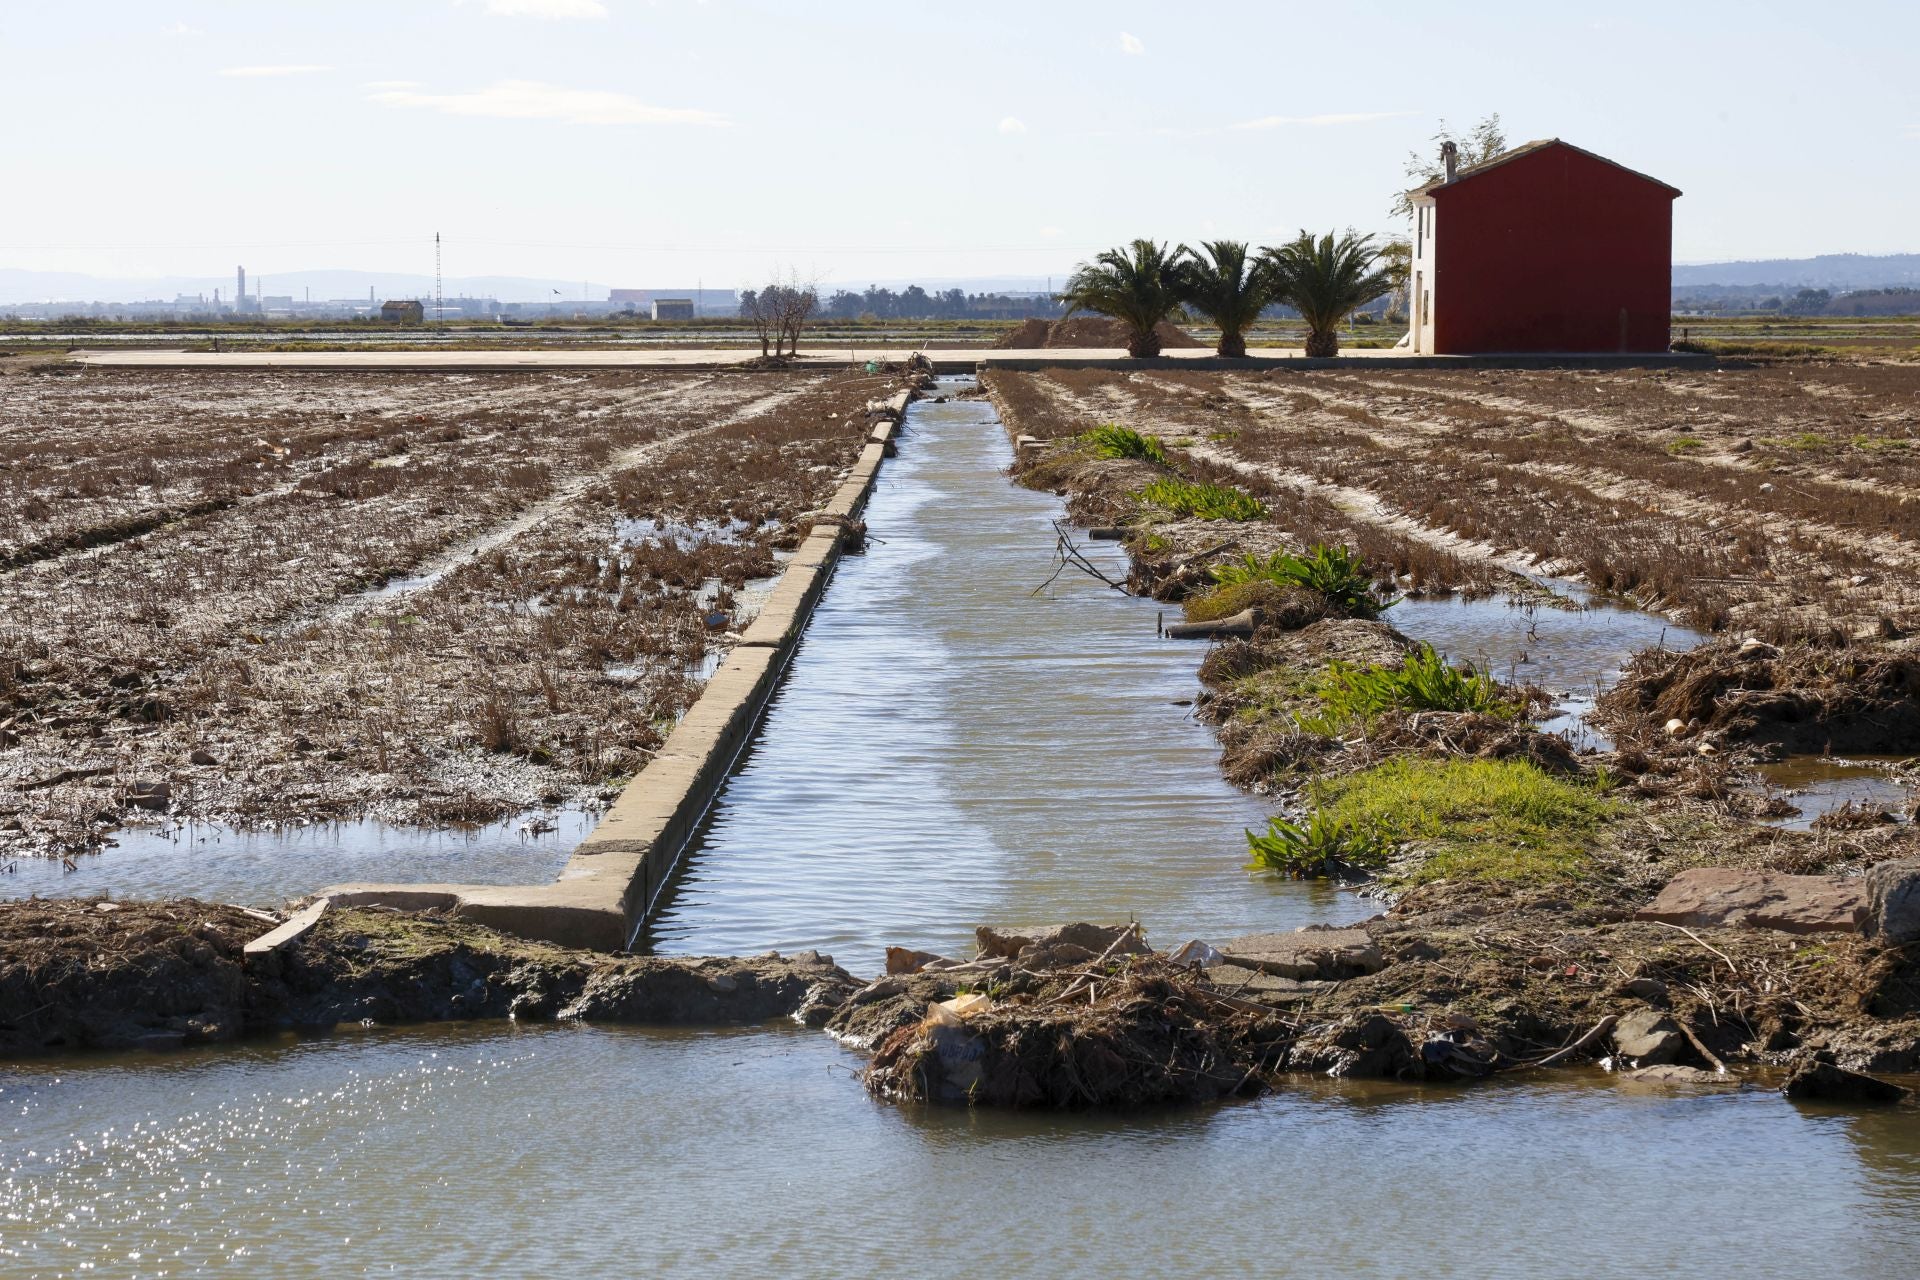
[
  {"left": 998, "top": 116, "right": 1027, "bottom": 135},
  {"left": 482, "top": 0, "right": 609, "bottom": 15},
  {"left": 1118, "top": 31, "right": 1145, "bottom": 55},
  {"left": 363, "top": 79, "right": 424, "bottom": 91},
  {"left": 368, "top": 79, "right": 725, "bottom": 126},
  {"left": 1231, "top": 110, "right": 1414, "bottom": 130},
  {"left": 219, "top": 64, "right": 333, "bottom": 78}
]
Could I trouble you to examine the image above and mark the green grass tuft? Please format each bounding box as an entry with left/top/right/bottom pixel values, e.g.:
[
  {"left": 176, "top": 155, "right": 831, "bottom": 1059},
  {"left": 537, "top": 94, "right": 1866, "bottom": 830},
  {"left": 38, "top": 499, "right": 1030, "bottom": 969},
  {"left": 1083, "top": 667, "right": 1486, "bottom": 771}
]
[
  {"left": 1313, "top": 757, "right": 1617, "bottom": 885},
  {"left": 1137, "top": 477, "right": 1267, "bottom": 521},
  {"left": 1306, "top": 643, "right": 1519, "bottom": 730},
  {"left": 1081, "top": 422, "right": 1169, "bottom": 465},
  {"left": 1208, "top": 544, "right": 1391, "bottom": 618},
  {"left": 1666, "top": 436, "right": 1705, "bottom": 454}
]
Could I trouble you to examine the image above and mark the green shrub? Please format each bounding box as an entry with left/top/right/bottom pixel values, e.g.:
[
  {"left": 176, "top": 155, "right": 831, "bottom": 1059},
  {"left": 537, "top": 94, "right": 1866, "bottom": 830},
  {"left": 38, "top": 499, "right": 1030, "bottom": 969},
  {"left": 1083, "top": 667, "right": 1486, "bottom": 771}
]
[
  {"left": 1310, "top": 643, "right": 1518, "bottom": 727},
  {"left": 1081, "top": 423, "right": 1169, "bottom": 465},
  {"left": 1314, "top": 757, "right": 1617, "bottom": 884},
  {"left": 1209, "top": 544, "right": 1391, "bottom": 618},
  {"left": 1137, "top": 477, "right": 1267, "bottom": 521},
  {"left": 1666, "top": 436, "right": 1705, "bottom": 454},
  {"left": 1245, "top": 809, "right": 1393, "bottom": 880}
]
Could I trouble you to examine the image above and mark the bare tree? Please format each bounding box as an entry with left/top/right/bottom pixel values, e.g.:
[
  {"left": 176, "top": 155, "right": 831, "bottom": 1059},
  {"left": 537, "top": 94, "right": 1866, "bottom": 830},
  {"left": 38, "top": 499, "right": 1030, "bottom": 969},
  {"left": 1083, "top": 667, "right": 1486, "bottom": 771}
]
[
  {"left": 740, "top": 271, "right": 817, "bottom": 359},
  {"left": 739, "top": 286, "right": 776, "bottom": 357},
  {"left": 1390, "top": 114, "right": 1507, "bottom": 219}
]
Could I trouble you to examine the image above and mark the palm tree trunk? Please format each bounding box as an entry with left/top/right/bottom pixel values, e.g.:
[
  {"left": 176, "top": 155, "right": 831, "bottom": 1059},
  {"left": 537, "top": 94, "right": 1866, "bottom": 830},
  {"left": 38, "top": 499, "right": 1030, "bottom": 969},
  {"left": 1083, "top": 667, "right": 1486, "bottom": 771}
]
[
  {"left": 1128, "top": 326, "right": 1163, "bottom": 359},
  {"left": 1217, "top": 331, "right": 1247, "bottom": 359},
  {"left": 1304, "top": 328, "right": 1340, "bottom": 358}
]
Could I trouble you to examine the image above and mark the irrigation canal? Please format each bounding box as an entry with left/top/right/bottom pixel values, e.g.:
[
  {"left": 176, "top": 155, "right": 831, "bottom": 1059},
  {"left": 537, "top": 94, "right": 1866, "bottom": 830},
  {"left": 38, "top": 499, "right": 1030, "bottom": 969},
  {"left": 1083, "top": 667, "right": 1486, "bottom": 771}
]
[{"left": 5, "top": 379, "right": 1919, "bottom": 1276}]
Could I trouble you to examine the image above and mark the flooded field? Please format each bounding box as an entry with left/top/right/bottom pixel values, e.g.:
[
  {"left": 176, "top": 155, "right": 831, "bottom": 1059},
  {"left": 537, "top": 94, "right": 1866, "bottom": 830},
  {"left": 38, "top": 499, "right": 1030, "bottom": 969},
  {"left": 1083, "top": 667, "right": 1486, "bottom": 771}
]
[{"left": 0, "top": 367, "right": 887, "bottom": 871}]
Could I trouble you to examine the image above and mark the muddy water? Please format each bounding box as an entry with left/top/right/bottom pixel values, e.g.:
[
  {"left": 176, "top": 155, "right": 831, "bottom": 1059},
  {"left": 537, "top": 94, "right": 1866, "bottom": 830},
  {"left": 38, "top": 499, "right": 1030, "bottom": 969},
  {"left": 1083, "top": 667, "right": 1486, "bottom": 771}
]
[
  {"left": 1393, "top": 586, "right": 1705, "bottom": 751},
  {"left": 0, "top": 810, "right": 590, "bottom": 904},
  {"left": 1756, "top": 756, "right": 1916, "bottom": 830},
  {"left": 645, "top": 384, "right": 1367, "bottom": 970},
  {"left": 7, "top": 1023, "right": 1920, "bottom": 1278},
  {"left": 10, "top": 379, "right": 1920, "bottom": 1276}
]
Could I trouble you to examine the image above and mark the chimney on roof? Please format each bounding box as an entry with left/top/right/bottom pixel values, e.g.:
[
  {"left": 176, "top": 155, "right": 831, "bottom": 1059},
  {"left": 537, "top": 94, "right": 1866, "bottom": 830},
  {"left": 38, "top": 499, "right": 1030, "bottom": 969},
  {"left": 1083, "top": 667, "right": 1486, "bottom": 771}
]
[{"left": 1440, "top": 140, "right": 1459, "bottom": 184}]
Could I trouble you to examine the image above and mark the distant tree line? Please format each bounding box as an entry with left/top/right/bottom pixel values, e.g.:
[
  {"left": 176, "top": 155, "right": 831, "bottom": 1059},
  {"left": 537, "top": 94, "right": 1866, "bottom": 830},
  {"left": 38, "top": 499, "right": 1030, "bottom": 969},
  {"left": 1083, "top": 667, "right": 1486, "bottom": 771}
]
[{"left": 810, "top": 286, "right": 1067, "bottom": 321}]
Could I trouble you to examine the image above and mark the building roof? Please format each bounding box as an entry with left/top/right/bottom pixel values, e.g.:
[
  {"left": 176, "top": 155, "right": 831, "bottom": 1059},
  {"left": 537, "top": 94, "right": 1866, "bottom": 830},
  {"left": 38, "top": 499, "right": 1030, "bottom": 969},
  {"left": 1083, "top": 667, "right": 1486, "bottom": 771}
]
[{"left": 1409, "top": 138, "right": 1682, "bottom": 200}]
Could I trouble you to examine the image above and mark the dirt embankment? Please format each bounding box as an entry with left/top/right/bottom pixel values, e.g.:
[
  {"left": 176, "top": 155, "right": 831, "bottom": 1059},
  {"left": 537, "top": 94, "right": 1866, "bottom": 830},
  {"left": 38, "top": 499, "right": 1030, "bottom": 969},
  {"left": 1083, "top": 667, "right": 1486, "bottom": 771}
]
[{"left": 0, "top": 897, "right": 858, "bottom": 1057}]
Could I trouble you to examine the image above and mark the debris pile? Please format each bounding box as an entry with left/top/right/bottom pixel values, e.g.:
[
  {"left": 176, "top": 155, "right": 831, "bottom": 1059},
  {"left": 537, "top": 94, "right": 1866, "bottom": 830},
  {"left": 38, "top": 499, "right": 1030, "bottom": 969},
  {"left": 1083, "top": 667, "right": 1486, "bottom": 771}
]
[{"left": 851, "top": 923, "right": 1291, "bottom": 1108}]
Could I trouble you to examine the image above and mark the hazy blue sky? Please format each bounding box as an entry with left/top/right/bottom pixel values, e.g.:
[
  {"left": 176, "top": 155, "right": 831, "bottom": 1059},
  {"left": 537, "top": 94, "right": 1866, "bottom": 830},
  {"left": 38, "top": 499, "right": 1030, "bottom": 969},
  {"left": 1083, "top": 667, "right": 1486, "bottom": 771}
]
[{"left": 3, "top": 0, "right": 1914, "bottom": 288}]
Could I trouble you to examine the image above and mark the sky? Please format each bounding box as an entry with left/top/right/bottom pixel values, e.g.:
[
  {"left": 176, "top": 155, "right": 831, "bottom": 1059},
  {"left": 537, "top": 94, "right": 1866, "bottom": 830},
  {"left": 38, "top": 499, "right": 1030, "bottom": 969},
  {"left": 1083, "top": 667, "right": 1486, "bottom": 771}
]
[{"left": 2, "top": 0, "right": 1915, "bottom": 292}]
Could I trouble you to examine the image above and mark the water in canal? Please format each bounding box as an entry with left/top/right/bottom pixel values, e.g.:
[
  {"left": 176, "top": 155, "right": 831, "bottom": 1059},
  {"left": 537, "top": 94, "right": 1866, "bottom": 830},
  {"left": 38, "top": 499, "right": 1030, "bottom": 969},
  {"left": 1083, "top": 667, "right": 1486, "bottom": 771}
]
[{"left": 6, "top": 380, "right": 1920, "bottom": 1278}]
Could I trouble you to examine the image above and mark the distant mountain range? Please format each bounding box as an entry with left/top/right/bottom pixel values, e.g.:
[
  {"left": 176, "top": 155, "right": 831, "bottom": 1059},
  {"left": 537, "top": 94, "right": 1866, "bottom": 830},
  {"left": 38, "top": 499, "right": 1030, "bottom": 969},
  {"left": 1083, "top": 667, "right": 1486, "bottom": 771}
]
[{"left": 1671, "top": 253, "right": 1920, "bottom": 289}]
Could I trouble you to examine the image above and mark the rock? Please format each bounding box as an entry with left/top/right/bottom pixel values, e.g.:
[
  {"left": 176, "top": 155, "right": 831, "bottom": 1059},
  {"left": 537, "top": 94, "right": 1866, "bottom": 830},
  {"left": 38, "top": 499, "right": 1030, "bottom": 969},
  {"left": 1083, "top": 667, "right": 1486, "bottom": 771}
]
[
  {"left": 1863, "top": 859, "right": 1920, "bottom": 945},
  {"left": 1218, "top": 928, "right": 1385, "bottom": 980},
  {"left": 1782, "top": 1059, "right": 1911, "bottom": 1105},
  {"left": 974, "top": 922, "right": 1147, "bottom": 962},
  {"left": 127, "top": 780, "right": 170, "bottom": 811},
  {"left": 1729, "top": 437, "right": 1754, "bottom": 453},
  {"left": 1623, "top": 1065, "right": 1731, "bottom": 1086},
  {"left": 189, "top": 748, "right": 219, "bottom": 766},
  {"left": 1637, "top": 867, "right": 1866, "bottom": 935},
  {"left": 1617, "top": 977, "right": 1669, "bottom": 1003},
  {"left": 1612, "top": 1008, "right": 1684, "bottom": 1066},
  {"left": 885, "top": 946, "right": 947, "bottom": 975}
]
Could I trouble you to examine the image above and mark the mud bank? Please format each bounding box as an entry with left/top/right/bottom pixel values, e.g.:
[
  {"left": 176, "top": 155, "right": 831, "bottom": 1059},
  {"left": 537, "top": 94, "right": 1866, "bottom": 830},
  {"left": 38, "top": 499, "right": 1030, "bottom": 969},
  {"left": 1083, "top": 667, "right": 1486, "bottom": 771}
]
[
  {"left": 836, "top": 915, "right": 1920, "bottom": 1108},
  {"left": 980, "top": 368, "right": 1920, "bottom": 1101},
  {"left": 0, "top": 897, "right": 857, "bottom": 1057}
]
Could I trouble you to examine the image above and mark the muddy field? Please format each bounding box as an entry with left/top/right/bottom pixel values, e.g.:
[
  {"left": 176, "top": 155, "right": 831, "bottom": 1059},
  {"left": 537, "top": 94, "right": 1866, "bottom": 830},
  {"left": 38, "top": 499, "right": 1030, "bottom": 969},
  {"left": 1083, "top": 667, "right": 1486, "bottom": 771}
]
[{"left": 0, "top": 365, "right": 893, "bottom": 864}]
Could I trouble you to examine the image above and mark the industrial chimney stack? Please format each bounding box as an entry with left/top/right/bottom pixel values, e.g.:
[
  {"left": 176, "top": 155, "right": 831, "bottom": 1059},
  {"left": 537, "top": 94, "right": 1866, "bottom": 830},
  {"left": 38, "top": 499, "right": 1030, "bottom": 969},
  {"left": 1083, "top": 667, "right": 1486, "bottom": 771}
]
[
  {"left": 1440, "top": 141, "right": 1459, "bottom": 184},
  {"left": 237, "top": 265, "right": 246, "bottom": 300}
]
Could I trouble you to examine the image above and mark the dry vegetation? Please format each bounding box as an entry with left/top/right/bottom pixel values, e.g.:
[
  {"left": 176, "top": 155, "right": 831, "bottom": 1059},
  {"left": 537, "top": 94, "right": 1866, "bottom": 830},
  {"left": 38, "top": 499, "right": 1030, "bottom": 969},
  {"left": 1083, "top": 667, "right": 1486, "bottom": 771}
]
[{"left": 0, "top": 366, "right": 892, "bottom": 862}]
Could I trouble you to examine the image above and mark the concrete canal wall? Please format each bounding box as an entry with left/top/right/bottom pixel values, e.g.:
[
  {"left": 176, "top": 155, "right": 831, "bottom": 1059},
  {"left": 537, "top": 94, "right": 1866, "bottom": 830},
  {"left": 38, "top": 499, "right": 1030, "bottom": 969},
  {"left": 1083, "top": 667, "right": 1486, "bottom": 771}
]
[{"left": 323, "top": 387, "right": 915, "bottom": 950}]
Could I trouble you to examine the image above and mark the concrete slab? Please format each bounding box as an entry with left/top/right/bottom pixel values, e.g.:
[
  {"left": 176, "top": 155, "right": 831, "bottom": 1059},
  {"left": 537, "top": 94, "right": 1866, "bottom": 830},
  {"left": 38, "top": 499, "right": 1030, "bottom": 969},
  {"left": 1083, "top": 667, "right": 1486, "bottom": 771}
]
[
  {"left": 1637, "top": 868, "right": 1866, "bottom": 934},
  {"left": 1218, "top": 929, "right": 1386, "bottom": 980},
  {"left": 243, "top": 897, "right": 330, "bottom": 955}
]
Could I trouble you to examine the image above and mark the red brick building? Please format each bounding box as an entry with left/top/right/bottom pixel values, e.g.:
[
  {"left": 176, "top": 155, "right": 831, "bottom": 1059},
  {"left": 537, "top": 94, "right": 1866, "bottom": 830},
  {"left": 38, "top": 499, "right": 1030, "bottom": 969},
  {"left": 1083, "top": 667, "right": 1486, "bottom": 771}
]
[{"left": 1406, "top": 139, "right": 1680, "bottom": 354}]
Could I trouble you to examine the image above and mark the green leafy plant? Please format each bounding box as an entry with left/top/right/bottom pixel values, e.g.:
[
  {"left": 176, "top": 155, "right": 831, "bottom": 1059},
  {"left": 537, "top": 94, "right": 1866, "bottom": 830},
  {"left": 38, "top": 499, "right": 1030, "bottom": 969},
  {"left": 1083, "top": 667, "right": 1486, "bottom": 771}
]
[
  {"left": 1245, "top": 808, "right": 1393, "bottom": 881},
  {"left": 1209, "top": 544, "right": 1391, "bottom": 617},
  {"left": 1310, "top": 643, "right": 1517, "bottom": 727},
  {"left": 1081, "top": 423, "right": 1169, "bottom": 465},
  {"left": 1137, "top": 477, "right": 1267, "bottom": 521}
]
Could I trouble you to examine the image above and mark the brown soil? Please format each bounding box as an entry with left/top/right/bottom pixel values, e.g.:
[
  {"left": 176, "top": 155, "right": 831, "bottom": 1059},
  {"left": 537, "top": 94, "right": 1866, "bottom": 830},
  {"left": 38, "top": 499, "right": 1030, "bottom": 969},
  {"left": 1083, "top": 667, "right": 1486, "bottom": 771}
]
[
  {"left": 0, "top": 369, "right": 900, "bottom": 861},
  {"left": 1600, "top": 636, "right": 1920, "bottom": 756},
  {"left": 994, "top": 317, "right": 1202, "bottom": 350},
  {"left": 0, "top": 896, "right": 859, "bottom": 1057}
]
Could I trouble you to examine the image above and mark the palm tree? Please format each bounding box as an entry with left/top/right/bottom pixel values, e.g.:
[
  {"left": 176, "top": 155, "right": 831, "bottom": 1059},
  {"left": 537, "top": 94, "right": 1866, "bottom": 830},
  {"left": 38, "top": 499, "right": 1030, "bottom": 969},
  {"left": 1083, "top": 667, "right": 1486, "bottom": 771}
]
[
  {"left": 1174, "top": 240, "right": 1268, "bottom": 358},
  {"left": 1261, "top": 231, "right": 1391, "bottom": 358},
  {"left": 1058, "top": 239, "right": 1188, "bottom": 358}
]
